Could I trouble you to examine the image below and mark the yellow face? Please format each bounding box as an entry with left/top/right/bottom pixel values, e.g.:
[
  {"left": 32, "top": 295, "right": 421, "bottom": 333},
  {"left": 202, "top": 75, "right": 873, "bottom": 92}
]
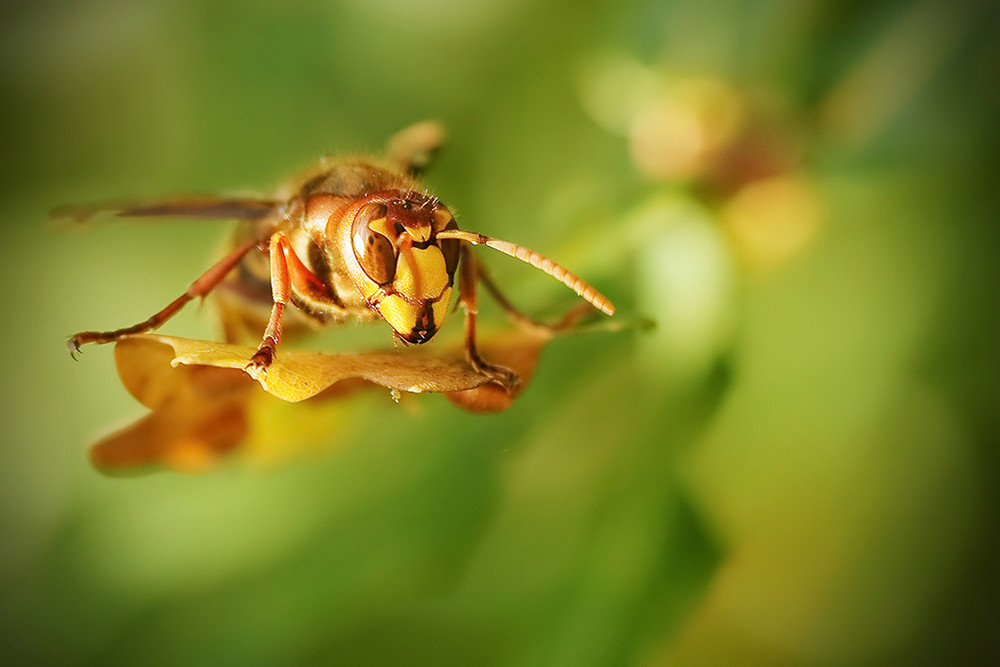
[{"left": 348, "top": 195, "right": 459, "bottom": 344}]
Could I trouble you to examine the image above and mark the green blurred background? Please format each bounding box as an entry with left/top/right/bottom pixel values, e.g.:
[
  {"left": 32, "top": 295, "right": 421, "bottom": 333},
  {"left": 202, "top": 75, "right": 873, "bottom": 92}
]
[{"left": 2, "top": 0, "right": 998, "bottom": 664}]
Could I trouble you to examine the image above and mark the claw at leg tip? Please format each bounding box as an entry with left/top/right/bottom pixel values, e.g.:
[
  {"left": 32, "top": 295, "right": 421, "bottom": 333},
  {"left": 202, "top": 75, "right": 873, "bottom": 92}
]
[{"left": 244, "top": 348, "right": 274, "bottom": 379}]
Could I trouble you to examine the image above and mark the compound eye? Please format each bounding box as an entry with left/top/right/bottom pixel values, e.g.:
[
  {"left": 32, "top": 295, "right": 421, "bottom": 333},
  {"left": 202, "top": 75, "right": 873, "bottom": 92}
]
[
  {"left": 439, "top": 216, "right": 460, "bottom": 277},
  {"left": 432, "top": 207, "right": 461, "bottom": 276},
  {"left": 351, "top": 203, "right": 396, "bottom": 285}
]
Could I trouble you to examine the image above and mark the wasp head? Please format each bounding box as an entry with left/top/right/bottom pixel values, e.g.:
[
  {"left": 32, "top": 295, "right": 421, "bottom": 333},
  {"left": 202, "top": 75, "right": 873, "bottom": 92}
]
[{"left": 347, "top": 191, "right": 460, "bottom": 344}]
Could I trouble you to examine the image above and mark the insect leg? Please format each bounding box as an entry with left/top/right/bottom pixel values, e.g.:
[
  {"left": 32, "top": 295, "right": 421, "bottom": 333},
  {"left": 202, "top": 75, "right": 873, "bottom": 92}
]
[
  {"left": 68, "top": 239, "right": 258, "bottom": 355},
  {"left": 248, "top": 233, "right": 291, "bottom": 370},
  {"left": 247, "top": 232, "right": 344, "bottom": 370},
  {"left": 458, "top": 246, "right": 519, "bottom": 390}
]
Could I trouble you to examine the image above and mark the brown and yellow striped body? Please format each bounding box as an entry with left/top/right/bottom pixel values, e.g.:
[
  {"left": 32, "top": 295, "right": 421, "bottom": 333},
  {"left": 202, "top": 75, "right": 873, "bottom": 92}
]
[{"left": 66, "top": 123, "right": 614, "bottom": 388}]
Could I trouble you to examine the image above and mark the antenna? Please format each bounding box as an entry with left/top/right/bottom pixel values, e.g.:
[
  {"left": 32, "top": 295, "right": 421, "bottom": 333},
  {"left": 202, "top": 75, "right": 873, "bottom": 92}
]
[{"left": 437, "top": 230, "right": 614, "bottom": 316}]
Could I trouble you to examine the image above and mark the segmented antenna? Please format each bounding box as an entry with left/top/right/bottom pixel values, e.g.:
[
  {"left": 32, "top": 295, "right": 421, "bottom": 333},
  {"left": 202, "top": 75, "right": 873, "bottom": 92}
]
[{"left": 437, "top": 230, "right": 615, "bottom": 316}]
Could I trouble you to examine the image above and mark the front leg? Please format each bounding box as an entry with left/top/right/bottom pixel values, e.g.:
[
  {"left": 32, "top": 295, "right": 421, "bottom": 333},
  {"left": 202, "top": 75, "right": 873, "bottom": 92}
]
[
  {"left": 458, "top": 246, "right": 520, "bottom": 391},
  {"left": 247, "top": 231, "right": 343, "bottom": 372}
]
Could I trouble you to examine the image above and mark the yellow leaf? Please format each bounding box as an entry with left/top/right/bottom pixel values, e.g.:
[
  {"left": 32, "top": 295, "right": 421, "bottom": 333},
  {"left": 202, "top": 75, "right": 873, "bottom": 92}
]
[{"left": 92, "top": 318, "right": 595, "bottom": 472}]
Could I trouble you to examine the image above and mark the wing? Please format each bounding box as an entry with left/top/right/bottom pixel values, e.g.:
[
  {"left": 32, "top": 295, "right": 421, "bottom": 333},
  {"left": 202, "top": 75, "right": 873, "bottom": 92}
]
[
  {"left": 51, "top": 195, "right": 281, "bottom": 224},
  {"left": 386, "top": 120, "right": 446, "bottom": 177}
]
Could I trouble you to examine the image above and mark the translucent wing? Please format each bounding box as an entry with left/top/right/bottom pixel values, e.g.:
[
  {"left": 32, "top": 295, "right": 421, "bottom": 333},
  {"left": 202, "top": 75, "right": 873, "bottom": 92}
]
[{"left": 51, "top": 195, "right": 280, "bottom": 224}]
